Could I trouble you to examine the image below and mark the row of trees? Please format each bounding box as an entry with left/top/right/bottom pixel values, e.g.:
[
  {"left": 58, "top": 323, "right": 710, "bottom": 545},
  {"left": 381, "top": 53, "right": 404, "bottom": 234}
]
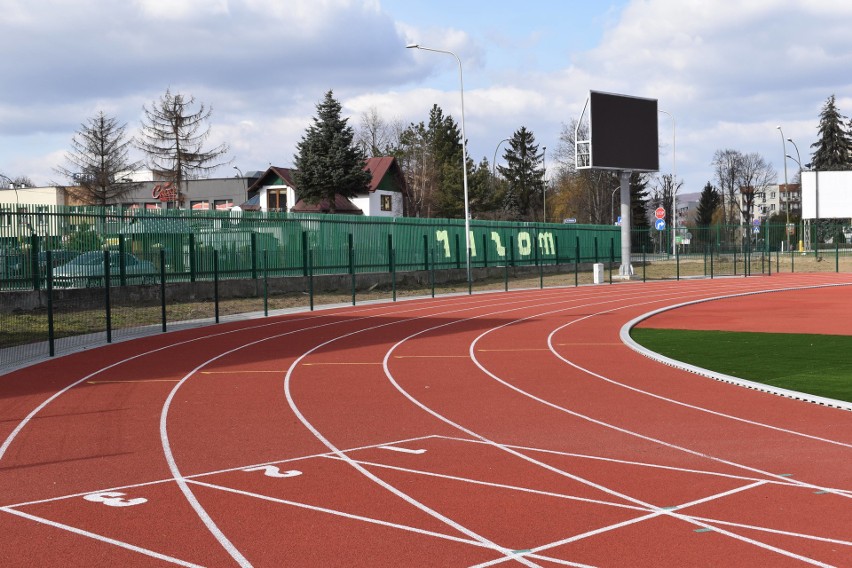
[{"left": 47, "top": 89, "right": 231, "bottom": 207}]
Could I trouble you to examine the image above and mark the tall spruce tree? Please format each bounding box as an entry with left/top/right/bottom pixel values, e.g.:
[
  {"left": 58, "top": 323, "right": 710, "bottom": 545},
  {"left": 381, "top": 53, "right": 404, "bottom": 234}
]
[
  {"left": 427, "top": 105, "right": 466, "bottom": 218},
  {"left": 498, "top": 126, "right": 544, "bottom": 221},
  {"left": 137, "top": 88, "right": 230, "bottom": 205},
  {"left": 695, "top": 182, "right": 721, "bottom": 227},
  {"left": 810, "top": 94, "right": 852, "bottom": 170},
  {"left": 294, "top": 90, "right": 372, "bottom": 213},
  {"left": 629, "top": 172, "right": 651, "bottom": 231},
  {"left": 56, "top": 111, "right": 142, "bottom": 206}
]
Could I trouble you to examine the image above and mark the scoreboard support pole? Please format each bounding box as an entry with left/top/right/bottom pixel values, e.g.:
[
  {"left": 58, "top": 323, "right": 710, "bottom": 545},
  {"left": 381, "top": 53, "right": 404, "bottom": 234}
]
[{"left": 618, "top": 170, "right": 634, "bottom": 278}]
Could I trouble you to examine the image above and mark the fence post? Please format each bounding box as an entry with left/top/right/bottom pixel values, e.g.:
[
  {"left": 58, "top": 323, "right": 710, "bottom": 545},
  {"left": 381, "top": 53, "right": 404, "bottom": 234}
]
[
  {"left": 118, "top": 237, "right": 127, "bottom": 286},
  {"left": 642, "top": 245, "right": 646, "bottom": 282},
  {"left": 160, "top": 249, "right": 167, "bottom": 332},
  {"left": 423, "top": 234, "right": 429, "bottom": 272},
  {"left": 349, "top": 233, "right": 356, "bottom": 306},
  {"left": 455, "top": 233, "right": 461, "bottom": 269},
  {"left": 575, "top": 236, "right": 580, "bottom": 287},
  {"left": 837, "top": 240, "right": 840, "bottom": 272},
  {"left": 710, "top": 245, "right": 714, "bottom": 279},
  {"left": 387, "top": 234, "right": 393, "bottom": 273},
  {"left": 510, "top": 235, "right": 515, "bottom": 267},
  {"left": 250, "top": 232, "right": 258, "bottom": 280},
  {"left": 734, "top": 250, "right": 738, "bottom": 276},
  {"left": 391, "top": 247, "right": 397, "bottom": 302},
  {"left": 104, "top": 250, "right": 112, "bottom": 343},
  {"left": 430, "top": 248, "right": 435, "bottom": 298},
  {"left": 482, "top": 232, "right": 488, "bottom": 268},
  {"left": 47, "top": 251, "right": 55, "bottom": 357},
  {"left": 214, "top": 250, "right": 220, "bottom": 324},
  {"left": 189, "top": 233, "right": 196, "bottom": 282},
  {"left": 676, "top": 244, "right": 680, "bottom": 280},
  {"left": 308, "top": 249, "right": 314, "bottom": 311},
  {"left": 302, "top": 230, "right": 309, "bottom": 277},
  {"left": 30, "top": 233, "right": 40, "bottom": 291},
  {"left": 594, "top": 236, "right": 599, "bottom": 263},
  {"left": 263, "top": 249, "right": 269, "bottom": 317},
  {"left": 609, "top": 238, "right": 614, "bottom": 284}
]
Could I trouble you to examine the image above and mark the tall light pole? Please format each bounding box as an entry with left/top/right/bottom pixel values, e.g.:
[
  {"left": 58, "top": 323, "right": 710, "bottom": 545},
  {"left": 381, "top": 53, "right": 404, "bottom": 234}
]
[
  {"left": 492, "top": 138, "right": 510, "bottom": 181},
  {"left": 658, "top": 110, "right": 676, "bottom": 255},
  {"left": 776, "top": 126, "right": 790, "bottom": 249},
  {"left": 0, "top": 173, "right": 18, "bottom": 206},
  {"left": 407, "top": 43, "right": 471, "bottom": 285},
  {"left": 233, "top": 166, "right": 247, "bottom": 203},
  {"left": 542, "top": 146, "right": 547, "bottom": 223}
]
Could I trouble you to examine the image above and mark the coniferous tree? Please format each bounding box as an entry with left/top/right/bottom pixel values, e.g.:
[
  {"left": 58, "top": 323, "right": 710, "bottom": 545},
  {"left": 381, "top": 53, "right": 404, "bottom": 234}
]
[
  {"left": 498, "top": 126, "right": 544, "bottom": 221},
  {"left": 294, "top": 90, "right": 372, "bottom": 213},
  {"left": 56, "top": 111, "right": 143, "bottom": 206},
  {"left": 428, "top": 105, "right": 466, "bottom": 218},
  {"left": 811, "top": 94, "right": 852, "bottom": 170},
  {"left": 695, "top": 182, "right": 721, "bottom": 227},
  {"left": 137, "top": 88, "right": 229, "bottom": 205},
  {"left": 629, "top": 172, "right": 651, "bottom": 231}
]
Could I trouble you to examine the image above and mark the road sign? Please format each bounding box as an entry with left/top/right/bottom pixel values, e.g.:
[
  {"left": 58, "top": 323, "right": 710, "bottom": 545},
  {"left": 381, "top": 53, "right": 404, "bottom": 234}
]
[
  {"left": 654, "top": 207, "right": 665, "bottom": 219},
  {"left": 615, "top": 215, "right": 622, "bottom": 226},
  {"left": 752, "top": 218, "right": 761, "bottom": 226},
  {"left": 654, "top": 218, "right": 666, "bottom": 231}
]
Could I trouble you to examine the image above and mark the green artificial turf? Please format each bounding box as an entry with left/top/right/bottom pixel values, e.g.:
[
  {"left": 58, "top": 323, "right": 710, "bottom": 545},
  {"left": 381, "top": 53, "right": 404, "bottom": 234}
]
[{"left": 630, "top": 328, "right": 852, "bottom": 403}]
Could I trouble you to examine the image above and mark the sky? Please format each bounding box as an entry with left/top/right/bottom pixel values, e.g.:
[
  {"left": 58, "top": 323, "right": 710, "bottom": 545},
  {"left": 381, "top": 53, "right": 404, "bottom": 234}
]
[{"left": 3, "top": 0, "right": 852, "bottom": 201}]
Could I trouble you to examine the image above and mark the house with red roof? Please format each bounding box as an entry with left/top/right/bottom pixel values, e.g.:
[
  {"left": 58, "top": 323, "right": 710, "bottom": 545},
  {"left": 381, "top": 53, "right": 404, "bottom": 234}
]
[{"left": 243, "top": 157, "right": 405, "bottom": 216}]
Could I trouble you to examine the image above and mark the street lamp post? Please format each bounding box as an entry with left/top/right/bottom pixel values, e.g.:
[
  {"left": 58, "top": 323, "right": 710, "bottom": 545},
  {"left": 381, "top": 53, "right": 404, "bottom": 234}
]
[
  {"left": 0, "top": 173, "right": 18, "bottom": 205},
  {"left": 233, "top": 166, "right": 247, "bottom": 203},
  {"left": 776, "top": 126, "right": 790, "bottom": 250},
  {"left": 542, "top": 146, "right": 547, "bottom": 223},
  {"left": 658, "top": 110, "right": 676, "bottom": 255},
  {"left": 407, "top": 43, "right": 472, "bottom": 285},
  {"left": 492, "top": 138, "right": 510, "bottom": 183}
]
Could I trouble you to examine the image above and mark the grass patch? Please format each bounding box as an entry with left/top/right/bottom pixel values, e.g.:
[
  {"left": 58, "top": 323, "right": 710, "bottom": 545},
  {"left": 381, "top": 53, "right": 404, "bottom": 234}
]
[{"left": 631, "top": 328, "right": 852, "bottom": 403}]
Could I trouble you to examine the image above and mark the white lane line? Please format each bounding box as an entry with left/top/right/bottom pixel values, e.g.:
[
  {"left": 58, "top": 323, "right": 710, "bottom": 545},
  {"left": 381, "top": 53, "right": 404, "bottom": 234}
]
[
  {"left": 3, "top": 435, "right": 443, "bottom": 510},
  {"left": 470, "top": 511, "right": 666, "bottom": 568},
  {"left": 0, "top": 507, "right": 204, "bottom": 568},
  {"left": 380, "top": 279, "right": 842, "bottom": 567},
  {"left": 185, "top": 479, "right": 484, "bottom": 548},
  {"left": 472, "top": 481, "right": 835, "bottom": 568},
  {"left": 379, "top": 446, "right": 427, "bottom": 454},
  {"left": 444, "top": 435, "right": 851, "bottom": 491},
  {"left": 324, "top": 455, "right": 650, "bottom": 513},
  {"left": 282, "top": 311, "right": 547, "bottom": 567}
]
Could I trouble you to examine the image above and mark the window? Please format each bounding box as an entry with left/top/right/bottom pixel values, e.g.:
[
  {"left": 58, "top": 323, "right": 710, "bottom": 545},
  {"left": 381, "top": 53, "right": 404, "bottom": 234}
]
[
  {"left": 380, "top": 194, "right": 393, "bottom": 212},
  {"left": 268, "top": 189, "right": 286, "bottom": 212},
  {"left": 771, "top": 192, "right": 776, "bottom": 199},
  {"left": 770, "top": 204, "right": 776, "bottom": 211},
  {"left": 214, "top": 199, "right": 234, "bottom": 211}
]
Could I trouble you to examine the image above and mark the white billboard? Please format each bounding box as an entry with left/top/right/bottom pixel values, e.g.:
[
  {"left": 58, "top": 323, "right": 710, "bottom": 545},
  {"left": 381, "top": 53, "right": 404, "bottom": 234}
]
[{"left": 801, "top": 170, "right": 852, "bottom": 219}]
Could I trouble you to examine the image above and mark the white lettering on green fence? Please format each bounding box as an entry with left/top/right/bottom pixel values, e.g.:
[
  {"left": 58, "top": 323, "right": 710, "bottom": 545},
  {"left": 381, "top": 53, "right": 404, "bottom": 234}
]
[
  {"left": 436, "top": 230, "right": 451, "bottom": 258},
  {"left": 539, "top": 232, "right": 555, "bottom": 255},
  {"left": 491, "top": 232, "right": 506, "bottom": 257},
  {"left": 518, "top": 232, "right": 532, "bottom": 256}
]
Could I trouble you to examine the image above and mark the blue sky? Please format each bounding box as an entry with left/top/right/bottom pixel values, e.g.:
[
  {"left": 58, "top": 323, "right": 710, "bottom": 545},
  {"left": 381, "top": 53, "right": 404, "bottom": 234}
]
[{"left": 2, "top": 0, "right": 852, "bottom": 201}]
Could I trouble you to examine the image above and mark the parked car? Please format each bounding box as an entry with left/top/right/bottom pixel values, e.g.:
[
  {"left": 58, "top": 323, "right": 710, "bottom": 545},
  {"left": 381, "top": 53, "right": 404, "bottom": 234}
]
[
  {"left": 4, "top": 250, "right": 79, "bottom": 280},
  {"left": 52, "top": 251, "right": 157, "bottom": 288}
]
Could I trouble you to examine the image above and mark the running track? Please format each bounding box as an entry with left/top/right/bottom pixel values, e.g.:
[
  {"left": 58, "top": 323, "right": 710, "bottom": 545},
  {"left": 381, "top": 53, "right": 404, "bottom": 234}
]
[{"left": 0, "top": 273, "right": 850, "bottom": 567}]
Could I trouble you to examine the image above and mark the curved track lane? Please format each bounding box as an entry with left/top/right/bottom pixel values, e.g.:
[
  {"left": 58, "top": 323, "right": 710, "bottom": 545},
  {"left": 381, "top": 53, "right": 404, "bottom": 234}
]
[{"left": 0, "top": 273, "right": 850, "bottom": 567}]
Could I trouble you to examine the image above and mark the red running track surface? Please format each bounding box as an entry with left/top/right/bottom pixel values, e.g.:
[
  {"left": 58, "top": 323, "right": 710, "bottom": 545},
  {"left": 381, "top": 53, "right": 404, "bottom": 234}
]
[{"left": 0, "top": 273, "right": 850, "bottom": 567}]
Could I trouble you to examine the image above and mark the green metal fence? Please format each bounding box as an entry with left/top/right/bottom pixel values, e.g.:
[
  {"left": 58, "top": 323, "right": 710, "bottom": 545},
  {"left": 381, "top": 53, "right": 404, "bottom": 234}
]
[
  {"left": 0, "top": 205, "right": 620, "bottom": 290},
  {"left": 3, "top": 205, "right": 851, "bottom": 372}
]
